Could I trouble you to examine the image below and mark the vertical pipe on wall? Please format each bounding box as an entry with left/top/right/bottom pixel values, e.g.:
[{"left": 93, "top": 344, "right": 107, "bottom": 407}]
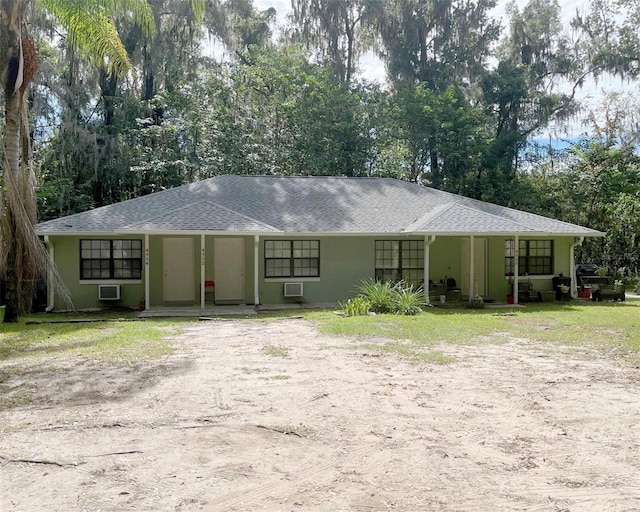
[
  {"left": 570, "top": 236, "right": 584, "bottom": 298},
  {"left": 44, "top": 236, "right": 55, "bottom": 312},
  {"left": 144, "top": 234, "right": 150, "bottom": 311},
  {"left": 514, "top": 235, "right": 520, "bottom": 304},
  {"left": 469, "top": 235, "right": 475, "bottom": 303},
  {"left": 200, "top": 234, "right": 206, "bottom": 309},
  {"left": 254, "top": 235, "right": 260, "bottom": 306},
  {"left": 423, "top": 235, "right": 436, "bottom": 304}
]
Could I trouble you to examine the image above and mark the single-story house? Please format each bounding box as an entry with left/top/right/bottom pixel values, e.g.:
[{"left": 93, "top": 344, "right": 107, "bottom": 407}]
[{"left": 36, "top": 175, "right": 603, "bottom": 311}]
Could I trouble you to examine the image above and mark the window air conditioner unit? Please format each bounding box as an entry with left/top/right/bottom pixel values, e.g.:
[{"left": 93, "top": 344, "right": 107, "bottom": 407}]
[
  {"left": 98, "top": 284, "right": 121, "bottom": 301},
  {"left": 283, "top": 282, "right": 303, "bottom": 297}
]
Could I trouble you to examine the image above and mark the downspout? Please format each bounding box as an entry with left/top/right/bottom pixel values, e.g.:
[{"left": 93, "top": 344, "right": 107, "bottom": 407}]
[
  {"left": 570, "top": 236, "right": 584, "bottom": 298},
  {"left": 45, "top": 236, "right": 55, "bottom": 312},
  {"left": 469, "top": 235, "right": 475, "bottom": 303},
  {"left": 254, "top": 235, "right": 260, "bottom": 306},
  {"left": 423, "top": 235, "right": 436, "bottom": 305},
  {"left": 200, "top": 234, "right": 206, "bottom": 310},
  {"left": 144, "top": 234, "right": 150, "bottom": 311},
  {"left": 514, "top": 235, "right": 519, "bottom": 304}
]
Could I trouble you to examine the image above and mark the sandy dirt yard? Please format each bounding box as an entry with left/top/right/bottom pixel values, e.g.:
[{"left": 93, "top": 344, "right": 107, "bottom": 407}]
[{"left": 1, "top": 317, "right": 639, "bottom": 511}]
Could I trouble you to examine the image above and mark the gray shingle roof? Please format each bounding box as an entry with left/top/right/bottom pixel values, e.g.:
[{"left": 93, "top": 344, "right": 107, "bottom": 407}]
[{"left": 36, "top": 175, "right": 603, "bottom": 236}]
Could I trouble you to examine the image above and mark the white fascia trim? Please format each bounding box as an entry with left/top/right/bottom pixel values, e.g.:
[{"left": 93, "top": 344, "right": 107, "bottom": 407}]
[
  {"left": 265, "top": 277, "right": 321, "bottom": 283},
  {"left": 410, "top": 231, "right": 605, "bottom": 237},
  {"left": 116, "top": 231, "right": 413, "bottom": 237},
  {"left": 260, "top": 232, "right": 428, "bottom": 237},
  {"left": 113, "top": 230, "right": 283, "bottom": 236},
  {"left": 80, "top": 280, "right": 142, "bottom": 285},
  {"left": 37, "top": 231, "right": 145, "bottom": 237},
  {"left": 506, "top": 275, "right": 554, "bottom": 281},
  {"left": 39, "top": 229, "right": 606, "bottom": 238}
]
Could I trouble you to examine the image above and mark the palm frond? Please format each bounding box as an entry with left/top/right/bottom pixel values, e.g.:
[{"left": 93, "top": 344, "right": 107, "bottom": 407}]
[
  {"left": 37, "top": 0, "right": 156, "bottom": 75},
  {"left": 95, "top": 0, "right": 156, "bottom": 38}
]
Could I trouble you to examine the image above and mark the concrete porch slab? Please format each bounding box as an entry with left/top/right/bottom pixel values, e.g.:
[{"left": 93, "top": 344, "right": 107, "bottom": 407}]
[{"left": 138, "top": 306, "right": 257, "bottom": 318}]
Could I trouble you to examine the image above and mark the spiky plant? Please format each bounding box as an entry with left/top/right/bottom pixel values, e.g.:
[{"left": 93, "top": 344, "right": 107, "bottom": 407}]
[{"left": 392, "top": 283, "right": 425, "bottom": 315}]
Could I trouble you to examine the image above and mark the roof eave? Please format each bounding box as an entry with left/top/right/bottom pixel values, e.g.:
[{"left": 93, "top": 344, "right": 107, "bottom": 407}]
[
  {"left": 409, "top": 230, "right": 606, "bottom": 237},
  {"left": 38, "top": 228, "right": 606, "bottom": 238}
]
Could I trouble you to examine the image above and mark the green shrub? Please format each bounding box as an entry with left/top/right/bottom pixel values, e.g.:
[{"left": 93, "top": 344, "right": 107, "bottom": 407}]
[
  {"left": 339, "top": 296, "right": 371, "bottom": 316},
  {"left": 627, "top": 276, "right": 640, "bottom": 294},
  {"left": 351, "top": 278, "right": 425, "bottom": 315},
  {"left": 392, "top": 284, "right": 425, "bottom": 315},
  {"left": 356, "top": 278, "right": 398, "bottom": 313}
]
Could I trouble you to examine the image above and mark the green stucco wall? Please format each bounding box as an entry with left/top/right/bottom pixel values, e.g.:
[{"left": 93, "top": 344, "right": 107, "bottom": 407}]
[
  {"left": 49, "top": 235, "right": 144, "bottom": 310},
  {"left": 429, "top": 237, "right": 462, "bottom": 284},
  {"left": 258, "top": 236, "right": 375, "bottom": 304}
]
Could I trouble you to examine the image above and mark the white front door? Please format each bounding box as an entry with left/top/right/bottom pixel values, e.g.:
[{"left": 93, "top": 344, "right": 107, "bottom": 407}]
[
  {"left": 163, "top": 238, "right": 194, "bottom": 302},
  {"left": 214, "top": 238, "right": 245, "bottom": 303},
  {"left": 461, "top": 238, "right": 487, "bottom": 297}
]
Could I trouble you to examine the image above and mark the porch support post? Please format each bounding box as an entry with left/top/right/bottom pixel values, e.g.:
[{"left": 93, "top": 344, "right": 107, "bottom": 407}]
[
  {"left": 513, "top": 235, "right": 520, "bottom": 304},
  {"left": 254, "top": 235, "right": 260, "bottom": 306},
  {"left": 469, "top": 235, "right": 475, "bottom": 303},
  {"left": 200, "top": 234, "right": 206, "bottom": 310},
  {"left": 570, "top": 236, "right": 584, "bottom": 298},
  {"left": 423, "top": 235, "right": 436, "bottom": 304},
  {"left": 144, "top": 234, "right": 150, "bottom": 311},
  {"left": 44, "top": 236, "right": 55, "bottom": 312}
]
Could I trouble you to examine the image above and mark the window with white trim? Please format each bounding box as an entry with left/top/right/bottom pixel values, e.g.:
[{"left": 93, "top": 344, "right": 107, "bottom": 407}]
[
  {"left": 264, "top": 240, "right": 320, "bottom": 278},
  {"left": 505, "top": 239, "right": 553, "bottom": 275},
  {"left": 80, "top": 239, "right": 142, "bottom": 279},
  {"left": 375, "top": 240, "right": 424, "bottom": 287}
]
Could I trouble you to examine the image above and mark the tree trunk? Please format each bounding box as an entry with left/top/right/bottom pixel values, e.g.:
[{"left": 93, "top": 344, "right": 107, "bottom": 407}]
[
  {"left": 100, "top": 69, "right": 119, "bottom": 126},
  {"left": 3, "top": 50, "right": 23, "bottom": 323},
  {"left": 429, "top": 145, "right": 441, "bottom": 189},
  {"left": 3, "top": 227, "right": 19, "bottom": 322}
]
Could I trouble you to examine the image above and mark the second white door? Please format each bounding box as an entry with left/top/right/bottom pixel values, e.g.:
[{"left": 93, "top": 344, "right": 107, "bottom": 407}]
[
  {"left": 163, "top": 238, "right": 194, "bottom": 302},
  {"left": 213, "top": 238, "right": 245, "bottom": 303}
]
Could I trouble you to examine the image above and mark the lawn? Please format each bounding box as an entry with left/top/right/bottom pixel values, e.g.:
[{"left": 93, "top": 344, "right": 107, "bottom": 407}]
[
  {"left": 1, "top": 300, "right": 638, "bottom": 366},
  {"left": 312, "top": 299, "right": 640, "bottom": 364},
  {"left": 0, "top": 310, "right": 194, "bottom": 363}
]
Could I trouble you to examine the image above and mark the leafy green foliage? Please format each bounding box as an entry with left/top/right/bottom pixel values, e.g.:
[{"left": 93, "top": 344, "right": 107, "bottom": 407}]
[
  {"left": 346, "top": 278, "right": 425, "bottom": 316},
  {"left": 356, "top": 278, "right": 399, "bottom": 314},
  {"left": 339, "top": 296, "right": 371, "bottom": 317},
  {"left": 513, "top": 140, "right": 640, "bottom": 280},
  {"left": 393, "top": 285, "right": 426, "bottom": 316}
]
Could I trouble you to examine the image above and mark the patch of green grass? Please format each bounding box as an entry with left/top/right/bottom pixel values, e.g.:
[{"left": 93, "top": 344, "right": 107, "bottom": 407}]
[
  {"left": 0, "top": 311, "right": 194, "bottom": 363},
  {"left": 263, "top": 344, "right": 290, "bottom": 358},
  {"left": 262, "top": 374, "right": 291, "bottom": 380},
  {"left": 317, "top": 309, "right": 507, "bottom": 346},
  {"left": 358, "top": 341, "right": 454, "bottom": 364},
  {"left": 313, "top": 300, "right": 640, "bottom": 360}
]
